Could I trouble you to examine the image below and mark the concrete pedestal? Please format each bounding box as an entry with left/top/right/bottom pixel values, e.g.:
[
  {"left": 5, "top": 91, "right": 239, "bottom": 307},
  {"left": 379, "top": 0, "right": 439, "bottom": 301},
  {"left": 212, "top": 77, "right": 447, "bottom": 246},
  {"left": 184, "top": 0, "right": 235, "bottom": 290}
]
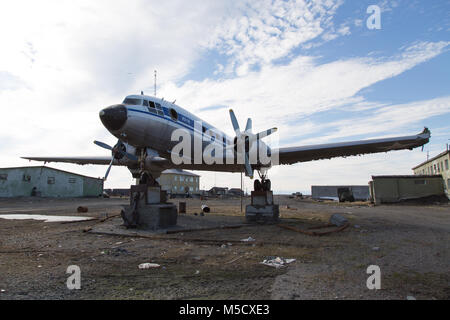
[
  {"left": 245, "top": 190, "right": 279, "bottom": 222},
  {"left": 121, "top": 183, "right": 177, "bottom": 230}
]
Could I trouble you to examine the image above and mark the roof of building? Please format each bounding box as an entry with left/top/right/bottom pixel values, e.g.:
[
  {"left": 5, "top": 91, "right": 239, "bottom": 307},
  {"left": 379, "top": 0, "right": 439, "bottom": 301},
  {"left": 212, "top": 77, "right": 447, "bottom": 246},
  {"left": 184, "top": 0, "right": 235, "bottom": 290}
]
[
  {"left": 0, "top": 166, "right": 103, "bottom": 181},
  {"left": 209, "top": 187, "right": 228, "bottom": 191},
  {"left": 412, "top": 149, "right": 449, "bottom": 170},
  {"left": 161, "top": 169, "right": 199, "bottom": 177},
  {"left": 372, "top": 175, "right": 443, "bottom": 179}
]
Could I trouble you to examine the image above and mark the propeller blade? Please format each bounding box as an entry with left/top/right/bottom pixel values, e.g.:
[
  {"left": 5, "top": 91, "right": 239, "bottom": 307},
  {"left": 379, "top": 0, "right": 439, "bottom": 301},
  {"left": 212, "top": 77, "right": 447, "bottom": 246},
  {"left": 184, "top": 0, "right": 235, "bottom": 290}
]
[
  {"left": 229, "top": 109, "right": 241, "bottom": 135},
  {"left": 256, "top": 127, "right": 277, "bottom": 140},
  {"left": 245, "top": 118, "right": 252, "bottom": 133},
  {"left": 94, "top": 140, "right": 113, "bottom": 150},
  {"left": 244, "top": 152, "right": 253, "bottom": 178},
  {"left": 104, "top": 157, "right": 114, "bottom": 181}
]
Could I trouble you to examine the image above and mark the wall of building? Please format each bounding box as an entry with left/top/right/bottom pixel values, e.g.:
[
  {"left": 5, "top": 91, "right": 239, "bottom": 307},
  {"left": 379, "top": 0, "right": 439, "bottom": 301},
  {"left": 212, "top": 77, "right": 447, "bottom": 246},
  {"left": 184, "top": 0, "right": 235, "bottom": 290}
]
[
  {"left": 371, "top": 176, "right": 445, "bottom": 204},
  {"left": 413, "top": 152, "right": 450, "bottom": 190},
  {"left": 159, "top": 173, "right": 200, "bottom": 194},
  {"left": 0, "top": 167, "right": 102, "bottom": 198},
  {"left": 311, "top": 185, "right": 370, "bottom": 200}
]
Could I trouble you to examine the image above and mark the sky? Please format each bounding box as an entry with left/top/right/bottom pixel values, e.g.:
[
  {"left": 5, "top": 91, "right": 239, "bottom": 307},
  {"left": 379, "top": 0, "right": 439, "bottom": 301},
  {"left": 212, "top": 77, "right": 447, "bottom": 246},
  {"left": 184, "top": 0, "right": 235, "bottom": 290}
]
[{"left": 0, "top": 0, "right": 449, "bottom": 194}]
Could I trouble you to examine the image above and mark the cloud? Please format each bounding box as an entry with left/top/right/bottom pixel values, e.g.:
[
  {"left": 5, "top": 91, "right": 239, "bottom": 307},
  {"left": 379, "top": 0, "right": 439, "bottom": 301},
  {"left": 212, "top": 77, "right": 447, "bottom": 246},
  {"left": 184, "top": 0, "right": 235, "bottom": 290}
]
[
  {"left": 161, "top": 41, "right": 449, "bottom": 140},
  {"left": 208, "top": 0, "right": 344, "bottom": 76},
  {"left": 0, "top": 1, "right": 448, "bottom": 193}
]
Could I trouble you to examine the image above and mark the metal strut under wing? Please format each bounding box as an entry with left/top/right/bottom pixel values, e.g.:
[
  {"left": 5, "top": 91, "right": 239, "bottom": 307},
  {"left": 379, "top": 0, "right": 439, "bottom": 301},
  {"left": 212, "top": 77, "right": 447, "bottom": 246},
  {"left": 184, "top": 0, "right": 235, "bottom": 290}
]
[{"left": 274, "top": 128, "right": 431, "bottom": 165}]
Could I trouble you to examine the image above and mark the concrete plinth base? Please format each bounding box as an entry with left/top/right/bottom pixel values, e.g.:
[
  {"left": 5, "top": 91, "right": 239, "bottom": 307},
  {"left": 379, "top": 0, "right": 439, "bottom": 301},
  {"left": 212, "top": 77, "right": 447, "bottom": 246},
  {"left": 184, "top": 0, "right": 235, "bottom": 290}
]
[
  {"left": 121, "top": 203, "right": 177, "bottom": 230},
  {"left": 121, "top": 183, "right": 177, "bottom": 230},
  {"left": 245, "top": 204, "right": 280, "bottom": 222},
  {"left": 245, "top": 204, "right": 279, "bottom": 222},
  {"left": 246, "top": 190, "right": 279, "bottom": 222}
]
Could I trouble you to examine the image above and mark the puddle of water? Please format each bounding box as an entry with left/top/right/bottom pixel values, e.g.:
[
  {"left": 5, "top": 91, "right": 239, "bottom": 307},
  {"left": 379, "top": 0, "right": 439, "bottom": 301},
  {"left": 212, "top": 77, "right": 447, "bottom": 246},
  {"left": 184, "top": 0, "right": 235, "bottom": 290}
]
[{"left": 0, "top": 214, "right": 94, "bottom": 222}]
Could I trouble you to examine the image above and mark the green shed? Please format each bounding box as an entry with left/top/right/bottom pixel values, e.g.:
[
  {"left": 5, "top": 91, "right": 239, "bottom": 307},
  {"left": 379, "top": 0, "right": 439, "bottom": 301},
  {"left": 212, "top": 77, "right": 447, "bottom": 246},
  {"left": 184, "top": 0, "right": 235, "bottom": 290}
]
[{"left": 0, "top": 166, "right": 103, "bottom": 198}]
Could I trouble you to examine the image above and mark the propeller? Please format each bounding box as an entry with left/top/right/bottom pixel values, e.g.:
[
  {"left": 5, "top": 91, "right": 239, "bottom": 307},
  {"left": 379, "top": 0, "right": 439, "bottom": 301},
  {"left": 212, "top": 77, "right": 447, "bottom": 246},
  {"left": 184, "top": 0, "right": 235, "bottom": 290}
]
[
  {"left": 94, "top": 140, "right": 138, "bottom": 181},
  {"left": 229, "top": 109, "right": 277, "bottom": 178}
]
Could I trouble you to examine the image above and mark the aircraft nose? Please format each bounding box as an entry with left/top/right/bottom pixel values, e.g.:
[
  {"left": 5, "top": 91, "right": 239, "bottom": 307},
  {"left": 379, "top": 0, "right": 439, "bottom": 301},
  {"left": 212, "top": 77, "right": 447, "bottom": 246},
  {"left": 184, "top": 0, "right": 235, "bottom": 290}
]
[{"left": 99, "top": 104, "right": 127, "bottom": 131}]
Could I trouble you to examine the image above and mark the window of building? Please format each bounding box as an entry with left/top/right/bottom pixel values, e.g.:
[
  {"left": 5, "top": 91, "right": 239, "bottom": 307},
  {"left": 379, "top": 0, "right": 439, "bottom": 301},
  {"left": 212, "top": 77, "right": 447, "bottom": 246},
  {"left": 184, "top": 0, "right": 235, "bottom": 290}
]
[
  {"left": 68, "top": 178, "right": 76, "bottom": 184},
  {"left": 173, "top": 186, "right": 177, "bottom": 191},
  {"left": 22, "top": 174, "right": 31, "bottom": 182},
  {"left": 414, "top": 180, "right": 426, "bottom": 185},
  {"left": 189, "top": 187, "right": 193, "bottom": 192},
  {"left": 47, "top": 177, "right": 55, "bottom": 184},
  {"left": 445, "top": 159, "right": 449, "bottom": 171},
  {"left": 0, "top": 174, "right": 7, "bottom": 180},
  {"left": 143, "top": 100, "right": 149, "bottom": 107}
]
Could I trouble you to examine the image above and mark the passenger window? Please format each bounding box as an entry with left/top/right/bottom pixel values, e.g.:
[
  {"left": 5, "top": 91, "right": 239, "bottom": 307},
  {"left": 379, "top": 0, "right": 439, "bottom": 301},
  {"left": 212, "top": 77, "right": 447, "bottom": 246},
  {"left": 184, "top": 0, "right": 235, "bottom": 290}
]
[{"left": 143, "top": 100, "right": 149, "bottom": 107}]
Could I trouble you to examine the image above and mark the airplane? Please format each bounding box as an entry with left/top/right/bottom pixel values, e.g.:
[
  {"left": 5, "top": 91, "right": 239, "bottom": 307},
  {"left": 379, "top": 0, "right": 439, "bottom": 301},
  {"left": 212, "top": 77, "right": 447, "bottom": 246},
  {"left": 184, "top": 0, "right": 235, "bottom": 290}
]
[{"left": 23, "top": 93, "right": 431, "bottom": 192}]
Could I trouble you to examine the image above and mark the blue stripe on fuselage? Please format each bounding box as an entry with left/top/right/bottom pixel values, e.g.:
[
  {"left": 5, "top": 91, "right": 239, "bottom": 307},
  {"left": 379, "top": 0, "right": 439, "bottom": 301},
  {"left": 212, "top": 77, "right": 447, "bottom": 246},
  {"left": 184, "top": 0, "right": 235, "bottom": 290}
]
[{"left": 128, "top": 107, "right": 227, "bottom": 146}]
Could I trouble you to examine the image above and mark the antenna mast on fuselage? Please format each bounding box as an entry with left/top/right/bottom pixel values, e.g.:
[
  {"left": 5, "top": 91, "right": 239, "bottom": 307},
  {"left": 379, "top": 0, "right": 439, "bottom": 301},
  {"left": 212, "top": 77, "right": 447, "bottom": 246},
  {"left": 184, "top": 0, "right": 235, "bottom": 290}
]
[{"left": 154, "top": 70, "right": 157, "bottom": 96}]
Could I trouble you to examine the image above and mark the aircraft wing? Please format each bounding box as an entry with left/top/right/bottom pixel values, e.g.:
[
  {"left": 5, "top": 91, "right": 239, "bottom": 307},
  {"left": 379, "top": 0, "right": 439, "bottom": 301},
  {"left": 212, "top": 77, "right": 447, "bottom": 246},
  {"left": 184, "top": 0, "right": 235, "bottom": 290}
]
[
  {"left": 21, "top": 156, "right": 171, "bottom": 167},
  {"left": 274, "top": 128, "right": 430, "bottom": 165},
  {"left": 21, "top": 156, "right": 116, "bottom": 165}
]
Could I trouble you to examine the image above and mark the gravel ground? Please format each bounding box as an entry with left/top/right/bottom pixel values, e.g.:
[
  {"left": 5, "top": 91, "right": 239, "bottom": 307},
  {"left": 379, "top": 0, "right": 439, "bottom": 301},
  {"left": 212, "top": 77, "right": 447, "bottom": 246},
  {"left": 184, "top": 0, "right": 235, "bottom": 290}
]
[{"left": 0, "top": 196, "right": 448, "bottom": 300}]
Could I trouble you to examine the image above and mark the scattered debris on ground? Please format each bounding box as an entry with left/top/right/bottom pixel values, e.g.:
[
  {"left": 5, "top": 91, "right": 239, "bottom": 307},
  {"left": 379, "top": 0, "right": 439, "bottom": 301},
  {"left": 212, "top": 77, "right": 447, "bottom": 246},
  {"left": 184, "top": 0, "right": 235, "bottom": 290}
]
[
  {"left": 260, "top": 257, "right": 296, "bottom": 269},
  {"left": 138, "top": 263, "right": 161, "bottom": 269},
  {"left": 329, "top": 213, "right": 348, "bottom": 227}
]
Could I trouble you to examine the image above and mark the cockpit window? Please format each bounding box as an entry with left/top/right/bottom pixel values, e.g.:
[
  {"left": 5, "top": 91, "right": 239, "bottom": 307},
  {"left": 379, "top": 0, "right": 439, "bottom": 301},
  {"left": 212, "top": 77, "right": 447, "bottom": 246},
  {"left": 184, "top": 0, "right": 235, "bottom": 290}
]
[{"left": 123, "top": 98, "right": 142, "bottom": 105}]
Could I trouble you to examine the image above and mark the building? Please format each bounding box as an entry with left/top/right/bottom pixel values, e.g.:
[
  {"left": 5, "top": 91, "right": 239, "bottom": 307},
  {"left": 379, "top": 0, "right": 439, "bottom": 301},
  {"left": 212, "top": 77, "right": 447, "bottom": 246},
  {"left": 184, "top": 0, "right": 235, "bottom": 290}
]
[
  {"left": 412, "top": 148, "right": 450, "bottom": 191},
  {"left": 369, "top": 175, "right": 446, "bottom": 204},
  {"left": 0, "top": 166, "right": 103, "bottom": 198},
  {"left": 208, "top": 187, "right": 228, "bottom": 196},
  {"left": 159, "top": 169, "right": 200, "bottom": 195},
  {"left": 311, "top": 185, "right": 370, "bottom": 201},
  {"left": 228, "top": 188, "right": 244, "bottom": 197}
]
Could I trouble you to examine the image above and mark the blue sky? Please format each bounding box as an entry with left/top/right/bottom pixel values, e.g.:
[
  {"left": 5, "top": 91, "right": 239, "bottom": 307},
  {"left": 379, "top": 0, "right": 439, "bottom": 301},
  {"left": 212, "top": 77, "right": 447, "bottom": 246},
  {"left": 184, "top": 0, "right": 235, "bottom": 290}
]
[{"left": 0, "top": 0, "right": 449, "bottom": 194}]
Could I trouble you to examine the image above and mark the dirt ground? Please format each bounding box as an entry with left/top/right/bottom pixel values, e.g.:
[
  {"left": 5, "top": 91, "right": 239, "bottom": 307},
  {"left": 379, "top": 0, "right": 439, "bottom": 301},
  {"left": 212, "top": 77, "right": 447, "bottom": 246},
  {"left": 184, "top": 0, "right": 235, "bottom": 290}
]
[{"left": 0, "top": 195, "right": 448, "bottom": 300}]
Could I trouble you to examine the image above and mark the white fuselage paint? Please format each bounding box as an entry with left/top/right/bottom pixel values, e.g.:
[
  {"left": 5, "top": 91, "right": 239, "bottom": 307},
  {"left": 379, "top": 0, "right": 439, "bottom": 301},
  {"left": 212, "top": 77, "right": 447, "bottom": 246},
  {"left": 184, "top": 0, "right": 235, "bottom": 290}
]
[{"left": 107, "top": 95, "right": 270, "bottom": 173}]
